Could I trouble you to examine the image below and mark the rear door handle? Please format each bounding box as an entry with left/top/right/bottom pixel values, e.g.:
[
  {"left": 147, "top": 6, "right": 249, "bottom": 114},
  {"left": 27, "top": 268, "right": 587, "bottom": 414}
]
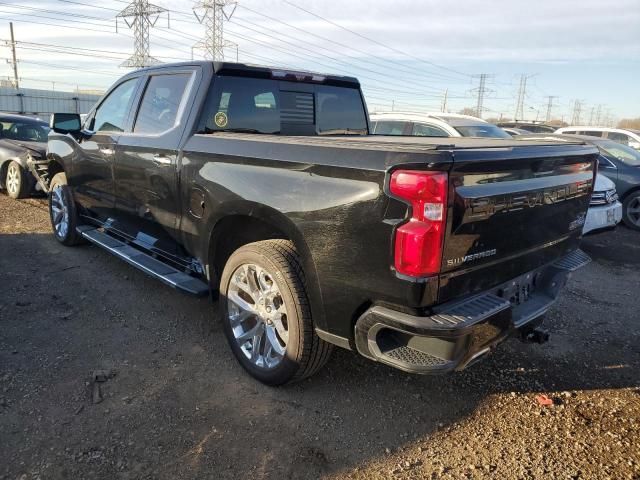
[{"left": 152, "top": 153, "right": 172, "bottom": 165}]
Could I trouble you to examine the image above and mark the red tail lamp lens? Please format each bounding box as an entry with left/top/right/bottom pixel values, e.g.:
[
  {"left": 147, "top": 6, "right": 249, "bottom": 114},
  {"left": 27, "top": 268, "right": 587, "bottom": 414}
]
[{"left": 390, "top": 170, "right": 448, "bottom": 277}]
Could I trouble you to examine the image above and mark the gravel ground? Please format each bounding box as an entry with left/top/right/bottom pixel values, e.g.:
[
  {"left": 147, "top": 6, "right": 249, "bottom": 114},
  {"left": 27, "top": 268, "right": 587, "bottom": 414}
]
[{"left": 0, "top": 194, "right": 638, "bottom": 480}]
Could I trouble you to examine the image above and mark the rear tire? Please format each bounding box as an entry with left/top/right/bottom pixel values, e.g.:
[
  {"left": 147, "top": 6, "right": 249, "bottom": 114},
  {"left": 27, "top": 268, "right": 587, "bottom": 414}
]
[
  {"left": 49, "top": 172, "right": 84, "bottom": 246},
  {"left": 5, "top": 161, "right": 31, "bottom": 199},
  {"left": 622, "top": 191, "right": 640, "bottom": 231},
  {"left": 219, "top": 240, "right": 333, "bottom": 385}
]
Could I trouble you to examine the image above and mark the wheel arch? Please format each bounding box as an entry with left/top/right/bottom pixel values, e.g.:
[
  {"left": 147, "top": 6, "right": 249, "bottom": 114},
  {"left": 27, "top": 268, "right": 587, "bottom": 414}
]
[
  {"left": 204, "top": 202, "right": 328, "bottom": 331},
  {"left": 620, "top": 185, "right": 640, "bottom": 202}
]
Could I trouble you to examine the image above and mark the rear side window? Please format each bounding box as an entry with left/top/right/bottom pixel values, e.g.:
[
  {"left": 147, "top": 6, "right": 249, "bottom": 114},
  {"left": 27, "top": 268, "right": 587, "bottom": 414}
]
[
  {"left": 316, "top": 86, "right": 367, "bottom": 135},
  {"left": 412, "top": 123, "right": 448, "bottom": 137},
  {"left": 373, "top": 121, "right": 408, "bottom": 135},
  {"left": 199, "top": 77, "right": 281, "bottom": 134},
  {"left": 607, "top": 132, "right": 630, "bottom": 145},
  {"left": 581, "top": 130, "right": 604, "bottom": 137},
  {"left": 198, "top": 76, "right": 367, "bottom": 135},
  {"left": 134, "top": 73, "right": 191, "bottom": 134}
]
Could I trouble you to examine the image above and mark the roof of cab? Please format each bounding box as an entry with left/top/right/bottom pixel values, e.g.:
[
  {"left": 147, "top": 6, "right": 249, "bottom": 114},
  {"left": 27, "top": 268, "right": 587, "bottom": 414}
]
[{"left": 131, "top": 61, "right": 360, "bottom": 88}]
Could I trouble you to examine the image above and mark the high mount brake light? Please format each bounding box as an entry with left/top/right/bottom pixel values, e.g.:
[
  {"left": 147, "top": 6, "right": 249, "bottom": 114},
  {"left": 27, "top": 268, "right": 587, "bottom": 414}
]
[
  {"left": 390, "top": 170, "right": 448, "bottom": 277},
  {"left": 271, "top": 70, "right": 326, "bottom": 83}
]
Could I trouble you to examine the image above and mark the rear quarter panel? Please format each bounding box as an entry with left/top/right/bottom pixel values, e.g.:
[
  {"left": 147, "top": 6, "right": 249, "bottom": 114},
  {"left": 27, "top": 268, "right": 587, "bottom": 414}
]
[{"left": 179, "top": 134, "right": 451, "bottom": 338}]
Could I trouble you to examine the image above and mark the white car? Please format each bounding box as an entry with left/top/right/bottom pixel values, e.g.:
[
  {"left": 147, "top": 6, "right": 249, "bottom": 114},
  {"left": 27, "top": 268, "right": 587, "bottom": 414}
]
[
  {"left": 583, "top": 174, "right": 622, "bottom": 235},
  {"left": 370, "top": 112, "right": 512, "bottom": 138},
  {"left": 555, "top": 126, "right": 640, "bottom": 150}
]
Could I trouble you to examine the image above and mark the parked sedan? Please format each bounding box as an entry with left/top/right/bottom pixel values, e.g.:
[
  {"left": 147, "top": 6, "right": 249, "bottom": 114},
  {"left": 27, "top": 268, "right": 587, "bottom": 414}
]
[
  {"left": 370, "top": 112, "right": 512, "bottom": 138},
  {"left": 518, "top": 134, "right": 640, "bottom": 230},
  {"left": 0, "top": 114, "right": 49, "bottom": 198},
  {"left": 583, "top": 174, "right": 622, "bottom": 235}
]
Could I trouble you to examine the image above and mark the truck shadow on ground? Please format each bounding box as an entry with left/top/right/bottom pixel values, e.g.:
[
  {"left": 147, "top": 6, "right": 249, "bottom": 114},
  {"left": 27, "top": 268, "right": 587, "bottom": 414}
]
[{"left": 0, "top": 229, "right": 638, "bottom": 479}]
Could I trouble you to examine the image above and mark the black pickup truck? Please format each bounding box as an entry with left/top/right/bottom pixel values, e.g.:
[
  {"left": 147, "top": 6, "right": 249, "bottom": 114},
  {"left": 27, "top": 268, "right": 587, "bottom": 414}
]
[{"left": 35, "top": 61, "right": 597, "bottom": 385}]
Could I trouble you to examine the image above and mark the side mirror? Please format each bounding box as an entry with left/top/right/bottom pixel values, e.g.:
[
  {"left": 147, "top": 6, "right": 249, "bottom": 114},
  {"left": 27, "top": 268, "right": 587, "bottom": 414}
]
[
  {"left": 629, "top": 141, "right": 640, "bottom": 150},
  {"left": 50, "top": 113, "right": 81, "bottom": 134}
]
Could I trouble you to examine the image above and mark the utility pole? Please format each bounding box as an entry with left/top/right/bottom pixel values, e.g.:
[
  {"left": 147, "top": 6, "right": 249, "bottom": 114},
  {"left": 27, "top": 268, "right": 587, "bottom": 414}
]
[
  {"left": 588, "top": 106, "right": 595, "bottom": 125},
  {"left": 544, "top": 95, "right": 557, "bottom": 122},
  {"left": 441, "top": 88, "right": 448, "bottom": 113},
  {"left": 8, "top": 22, "right": 18, "bottom": 89},
  {"left": 117, "top": 0, "right": 168, "bottom": 68},
  {"left": 473, "top": 74, "right": 488, "bottom": 118},
  {"left": 193, "top": 0, "right": 237, "bottom": 60}
]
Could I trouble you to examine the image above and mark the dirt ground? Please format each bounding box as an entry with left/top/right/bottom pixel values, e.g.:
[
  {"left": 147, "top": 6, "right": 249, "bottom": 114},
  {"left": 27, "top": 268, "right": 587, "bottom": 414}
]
[{"left": 1, "top": 194, "right": 639, "bottom": 480}]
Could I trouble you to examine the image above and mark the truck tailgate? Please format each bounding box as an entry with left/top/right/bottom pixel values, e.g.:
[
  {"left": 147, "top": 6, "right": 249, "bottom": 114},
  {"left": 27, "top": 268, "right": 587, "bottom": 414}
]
[{"left": 439, "top": 143, "right": 598, "bottom": 303}]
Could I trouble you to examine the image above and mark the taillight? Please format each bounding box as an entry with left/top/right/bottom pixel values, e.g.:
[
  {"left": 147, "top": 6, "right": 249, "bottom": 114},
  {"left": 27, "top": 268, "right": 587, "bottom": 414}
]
[{"left": 390, "top": 170, "right": 448, "bottom": 277}]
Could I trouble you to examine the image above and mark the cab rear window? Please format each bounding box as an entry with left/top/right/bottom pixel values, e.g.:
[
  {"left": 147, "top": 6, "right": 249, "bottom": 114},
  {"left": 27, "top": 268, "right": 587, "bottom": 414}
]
[{"left": 197, "top": 76, "right": 367, "bottom": 135}]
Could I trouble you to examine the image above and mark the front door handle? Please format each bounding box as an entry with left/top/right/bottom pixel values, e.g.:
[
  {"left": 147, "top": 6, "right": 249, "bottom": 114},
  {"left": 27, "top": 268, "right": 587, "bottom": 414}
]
[
  {"left": 152, "top": 153, "right": 172, "bottom": 166},
  {"left": 99, "top": 147, "right": 115, "bottom": 156}
]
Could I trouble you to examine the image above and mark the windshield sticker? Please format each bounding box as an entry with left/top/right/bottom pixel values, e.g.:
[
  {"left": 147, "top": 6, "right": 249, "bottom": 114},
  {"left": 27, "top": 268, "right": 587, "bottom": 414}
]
[{"left": 214, "top": 112, "right": 228, "bottom": 128}]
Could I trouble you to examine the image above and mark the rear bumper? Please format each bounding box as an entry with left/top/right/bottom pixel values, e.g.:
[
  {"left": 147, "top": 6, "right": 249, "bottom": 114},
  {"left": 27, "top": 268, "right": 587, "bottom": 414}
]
[{"left": 354, "top": 249, "right": 591, "bottom": 374}]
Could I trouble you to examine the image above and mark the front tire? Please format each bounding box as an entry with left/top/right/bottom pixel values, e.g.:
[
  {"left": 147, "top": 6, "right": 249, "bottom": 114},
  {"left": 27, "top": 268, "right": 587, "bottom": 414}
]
[
  {"left": 219, "top": 240, "right": 333, "bottom": 385},
  {"left": 5, "top": 161, "right": 30, "bottom": 199},
  {"left": 49, "top": 172, "right": 83, "bottom": 246},
  {"left": 622, "top": 191, "right": 640, "bottom": 231}
]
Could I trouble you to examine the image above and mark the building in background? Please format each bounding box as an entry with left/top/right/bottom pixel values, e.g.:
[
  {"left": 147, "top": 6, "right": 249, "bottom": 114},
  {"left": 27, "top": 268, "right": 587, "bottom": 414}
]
[{"left": 0, "top": 85, "right": 102, "bottom": 120}]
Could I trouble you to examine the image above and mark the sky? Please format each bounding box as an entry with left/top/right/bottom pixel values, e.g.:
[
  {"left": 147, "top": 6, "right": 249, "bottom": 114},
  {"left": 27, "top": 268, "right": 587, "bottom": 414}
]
[{"left": 2, "top": 0, "right": 639, "bottom": 123}]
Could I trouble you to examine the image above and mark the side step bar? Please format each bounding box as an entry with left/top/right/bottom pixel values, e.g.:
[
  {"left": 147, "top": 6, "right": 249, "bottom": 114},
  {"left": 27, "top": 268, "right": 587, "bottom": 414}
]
[{"left": 77, "top": 226, "right": 209, "bottom": 296}]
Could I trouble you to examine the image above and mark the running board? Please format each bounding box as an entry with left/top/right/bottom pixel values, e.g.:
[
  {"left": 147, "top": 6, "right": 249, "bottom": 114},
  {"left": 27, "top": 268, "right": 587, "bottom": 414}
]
[{"left": 77, "top": 226, "right": 209, "bottom": 296}]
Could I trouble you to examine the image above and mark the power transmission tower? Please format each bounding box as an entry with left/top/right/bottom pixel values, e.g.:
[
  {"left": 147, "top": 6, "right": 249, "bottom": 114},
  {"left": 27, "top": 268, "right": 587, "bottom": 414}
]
[
  {"left": 474, "top": 74, "right": 488, "bottom": 118},
  {"left": 193, "top": 0, "right": 238, "bottom": 61},
  {"left": 544, "top": 95, "right": 557, "bottom": 122},
  {"left": 514, "top": 75, "right": 526, "bottom": 120},
  {"left": 8, "top": 22, "right": 18, "bottom": 89},
  {"left": 117, "top": 0, "right": 168, "bottom": 68},
  {"left": 441, "top": 88, "right": 448, "bottom": 113},
  {"left": 514, "top": 74, "right": 537, "bottom": 121},
  {"left": 571, "top": 100, "right": 583, "bottom": 125},
  {"left": 595, "top": 104, "right": 603, "bottom": 125}
]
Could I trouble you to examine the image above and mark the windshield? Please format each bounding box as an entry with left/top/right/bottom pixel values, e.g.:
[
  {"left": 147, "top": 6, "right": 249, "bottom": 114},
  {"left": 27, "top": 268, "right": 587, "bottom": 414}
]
[
  {"left": 1, "top": 121, "right": 50, "bottom": 142},
  {"left": 454, "top": 124, "right": 512, "bottom": 138},
  {"left": 598, "top": 140, "right": 640, "bottom": 166}
]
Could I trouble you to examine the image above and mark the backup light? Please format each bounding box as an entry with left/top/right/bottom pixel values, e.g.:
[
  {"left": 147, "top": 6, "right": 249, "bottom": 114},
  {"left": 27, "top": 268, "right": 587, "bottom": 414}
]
[{"left": 390, "top": 170, "right": 448, "bottom": 277}]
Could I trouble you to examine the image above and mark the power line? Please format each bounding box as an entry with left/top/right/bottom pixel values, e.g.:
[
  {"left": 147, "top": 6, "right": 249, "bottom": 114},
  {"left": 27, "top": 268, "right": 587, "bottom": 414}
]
[
  {"left": 281, "top": 0, "right": 472, "bottom": 80},
  {"left": 236, "top": 4, "right": 465, "bottom": 84}
]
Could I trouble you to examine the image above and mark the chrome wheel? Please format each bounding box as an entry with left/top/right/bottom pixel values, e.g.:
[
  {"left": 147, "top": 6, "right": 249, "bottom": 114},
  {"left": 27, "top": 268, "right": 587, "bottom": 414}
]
[
  {"left": 6, "top": 163, "right": 20, "bottom": 196},
  {"left": 627, "top": 197, "right": 640, "bottom": 227},
  {"left": 50, "top": 186, "right": 69, "bottom": 239},
  {"left": 227, "top": 263, "right": 289, "bottom": 370}
]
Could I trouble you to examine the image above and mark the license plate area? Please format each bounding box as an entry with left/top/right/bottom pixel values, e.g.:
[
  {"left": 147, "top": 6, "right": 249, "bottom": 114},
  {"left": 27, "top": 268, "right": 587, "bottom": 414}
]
[{"left": 498, "top": 272, "right": 537, "bottom": 306}]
